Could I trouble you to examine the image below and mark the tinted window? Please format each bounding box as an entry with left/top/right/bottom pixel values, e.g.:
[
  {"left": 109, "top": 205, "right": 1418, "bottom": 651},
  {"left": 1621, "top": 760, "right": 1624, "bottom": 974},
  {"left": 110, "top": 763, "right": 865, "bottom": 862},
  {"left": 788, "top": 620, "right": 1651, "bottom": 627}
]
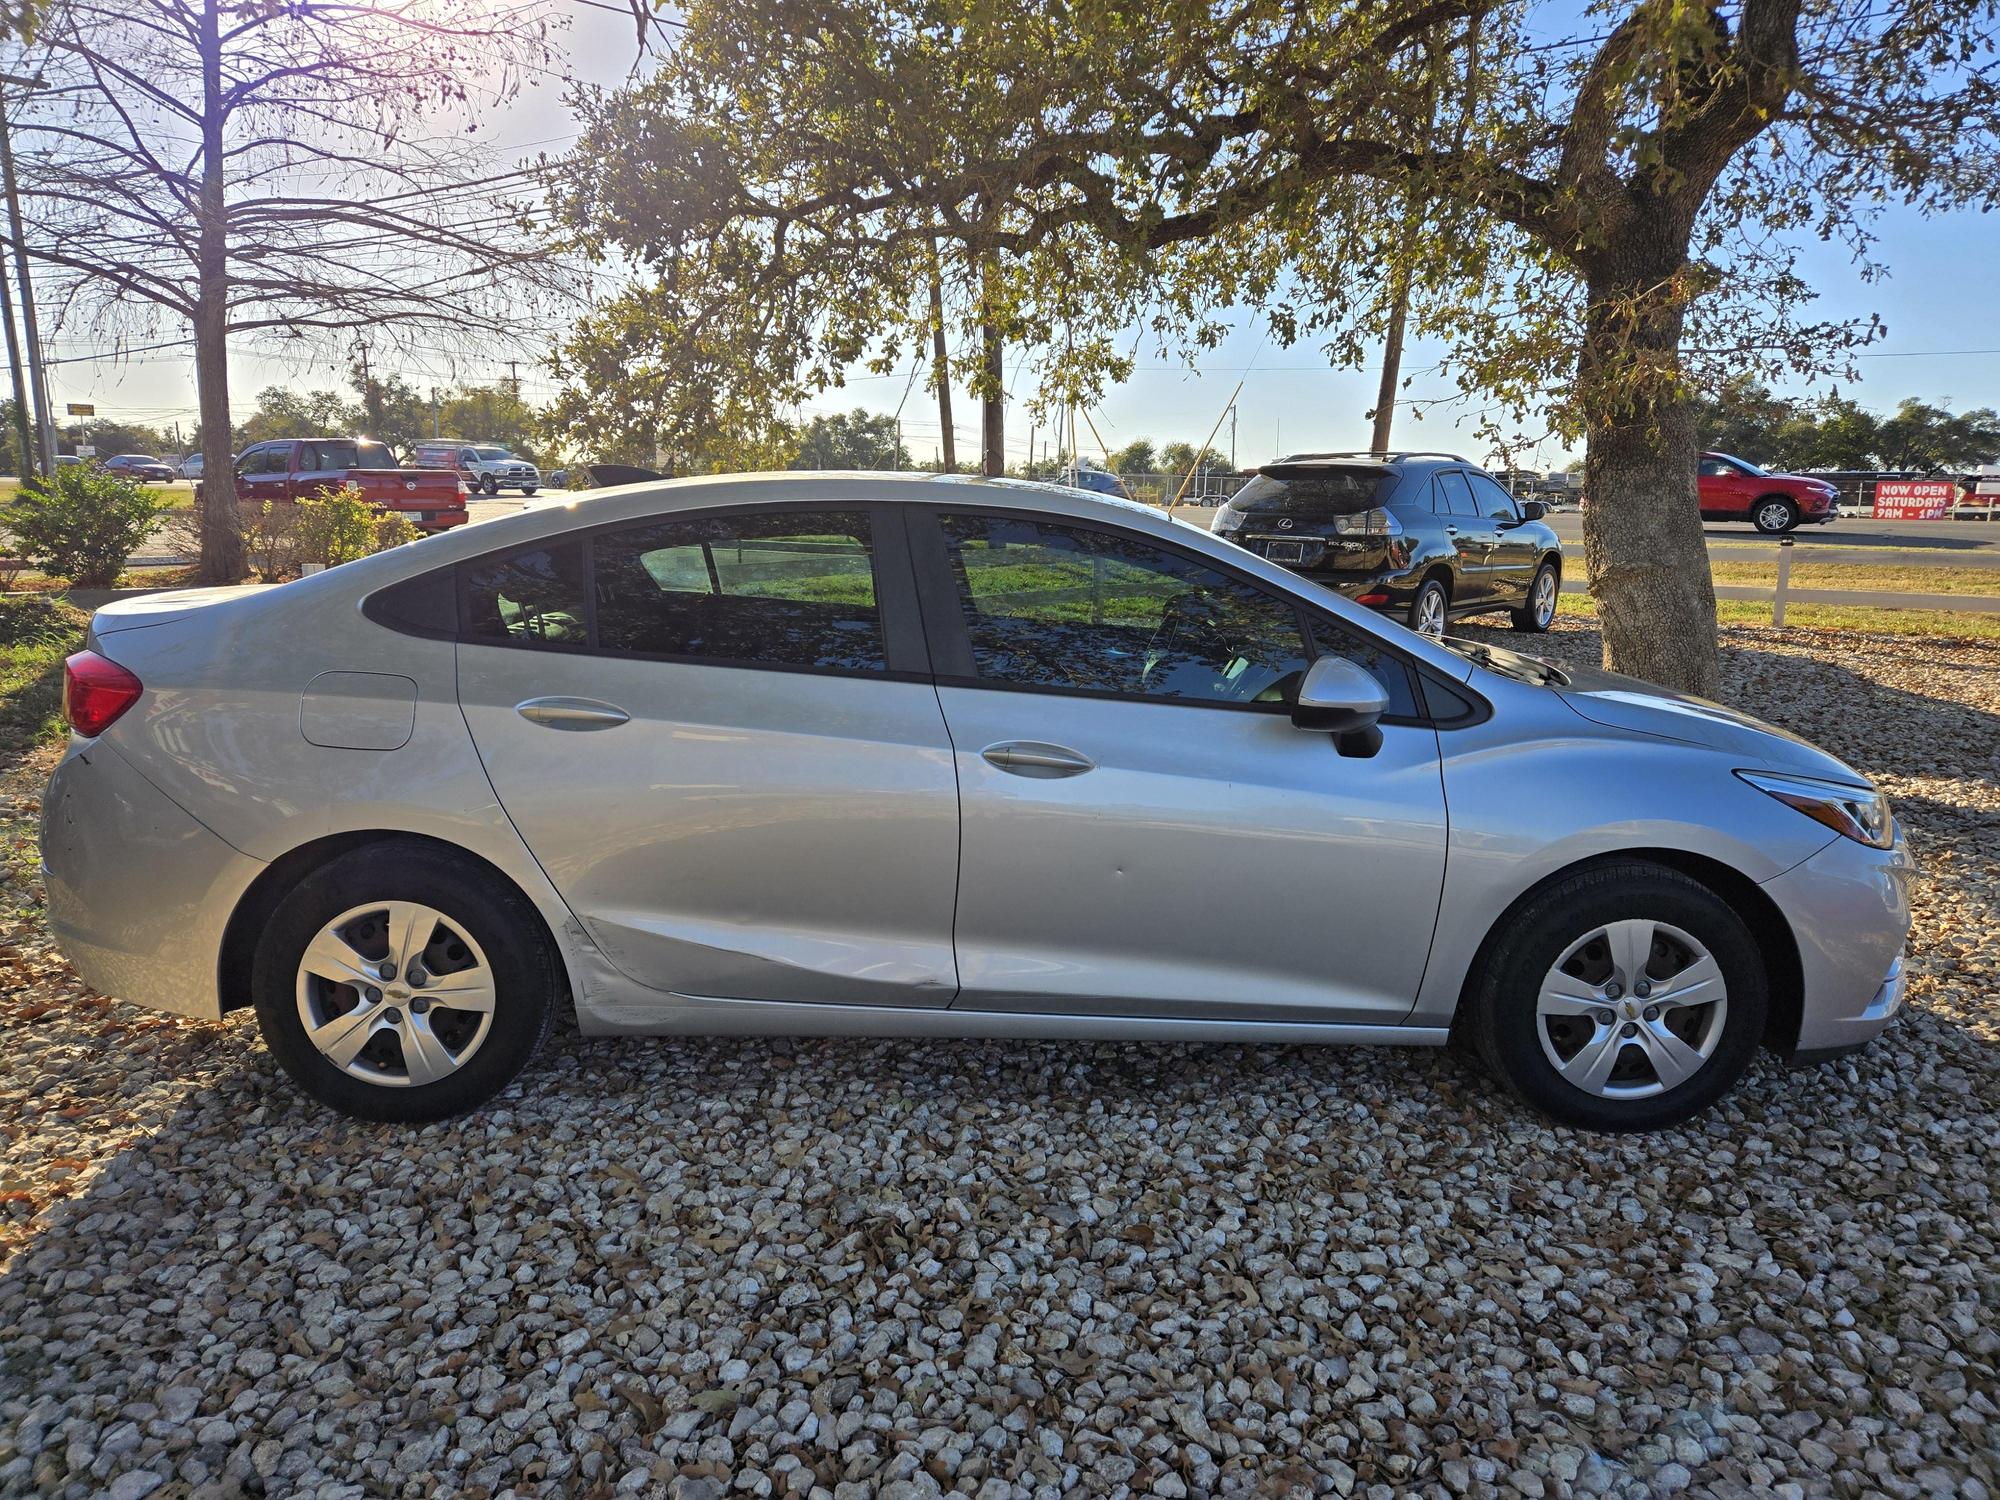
[
  {"left": 938, "top": 513, "right": 1310, "bottom": 705},
  {"left": 239, "top": 445, "right": 289, "bottom": 476},
  {"left": 462, "top": 542, "right": 588, "bottom": 648},
  {"left": 1229, "top": 466, "right": 1393, "bottom": 515},
  {"left": 1434, "top": 471, "right": 1476, "bottom": 515},
  {"left": 593, "top": 510, "right": 885, "bottom": 672},
  {"left": 1698, "top": 457, "right": 1740, "bottom": 477},
  {"left": 1467, "top": 473, "right": 1521, "bottom": 521}
]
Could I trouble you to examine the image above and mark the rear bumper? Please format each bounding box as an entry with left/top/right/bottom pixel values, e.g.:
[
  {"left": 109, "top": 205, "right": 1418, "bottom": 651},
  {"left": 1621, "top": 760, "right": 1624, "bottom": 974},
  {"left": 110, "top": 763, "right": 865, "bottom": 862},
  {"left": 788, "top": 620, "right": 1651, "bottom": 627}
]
[
  {"left": 41, "top": 740, "right": 262, "bottom": 1021},
  {"left": 1762, "top": 828, "right": 1915, "bottom": 1055},
  {"left": 411, "top": 508, "right": 469, "bottom": 531}
]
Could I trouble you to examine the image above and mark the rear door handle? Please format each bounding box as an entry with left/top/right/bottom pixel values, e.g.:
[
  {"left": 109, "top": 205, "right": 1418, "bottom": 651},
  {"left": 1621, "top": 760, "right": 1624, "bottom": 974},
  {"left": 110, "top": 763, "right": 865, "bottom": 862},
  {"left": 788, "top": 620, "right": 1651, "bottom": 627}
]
[
  {"left": 980, "top": 741, "right": 1096, "bottom": 778},
  {"left": 516, "top": 696, "right": 631, "bottom": 730}
]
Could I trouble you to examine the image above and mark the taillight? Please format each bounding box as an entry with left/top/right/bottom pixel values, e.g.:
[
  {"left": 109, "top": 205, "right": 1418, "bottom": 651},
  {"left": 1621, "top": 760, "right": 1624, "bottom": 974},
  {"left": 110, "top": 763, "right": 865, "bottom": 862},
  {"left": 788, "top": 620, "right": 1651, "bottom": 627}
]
[
  {"left": 1329, "top": 507, "right": 1401, "bottom": 536},
  {"left": 63, "top": 650, "right": 143, "bottom": 737}
]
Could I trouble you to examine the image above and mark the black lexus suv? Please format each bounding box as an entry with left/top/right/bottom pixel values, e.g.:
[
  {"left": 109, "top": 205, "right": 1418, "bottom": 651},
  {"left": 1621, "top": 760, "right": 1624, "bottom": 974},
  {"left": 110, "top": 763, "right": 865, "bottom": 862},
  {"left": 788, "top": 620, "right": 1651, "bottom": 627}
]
[{"left": 1211, "top": 452, "right": 1565, "bottom": 636}]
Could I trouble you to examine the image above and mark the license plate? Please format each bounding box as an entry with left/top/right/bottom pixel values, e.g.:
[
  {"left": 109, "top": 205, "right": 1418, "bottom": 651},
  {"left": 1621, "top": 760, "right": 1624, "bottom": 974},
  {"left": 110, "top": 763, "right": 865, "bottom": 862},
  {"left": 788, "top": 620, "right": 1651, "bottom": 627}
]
[{"left": 1262, "top": 539, "right": 1306, "bottom": 564}]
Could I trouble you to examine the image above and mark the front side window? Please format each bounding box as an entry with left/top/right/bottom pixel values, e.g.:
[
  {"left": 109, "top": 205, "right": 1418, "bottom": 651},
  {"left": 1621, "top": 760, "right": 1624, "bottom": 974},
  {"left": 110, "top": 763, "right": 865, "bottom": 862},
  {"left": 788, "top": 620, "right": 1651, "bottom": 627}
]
[
  {"left": 593, "top": 510, "right": 885, "bottom": 672},
  {"left": 938, "top": 513, "right": 1310, "bottom": 705},
  {"left": 462, "top": 542, "right": 588, "bottom": 648},
  {"left": 1468, "top": 472, "right": 1521, "bottom": 521},
  {"left": 1698, "top": 457, "right": 1741, "bottom": 478}
]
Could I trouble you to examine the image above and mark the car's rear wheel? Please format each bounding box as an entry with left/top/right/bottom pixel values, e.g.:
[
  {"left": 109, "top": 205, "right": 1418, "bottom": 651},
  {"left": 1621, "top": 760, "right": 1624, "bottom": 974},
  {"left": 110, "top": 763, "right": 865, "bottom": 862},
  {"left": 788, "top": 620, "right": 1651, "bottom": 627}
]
[
  {"left": 251, "top": 841, "right": 558, "bottom": 1121},
  {"left": 1511, "top": 561, "right": 1559, "bottom": 632},
  {"left": 1408, "top": 576, "right": 1449, "bottom": 637},
  {"left": 1463, "top": 862, "right": 1767, "bottom": 1130},
  {"left": 1753, "top": 497, "right": 1798, "bottom": 534}
]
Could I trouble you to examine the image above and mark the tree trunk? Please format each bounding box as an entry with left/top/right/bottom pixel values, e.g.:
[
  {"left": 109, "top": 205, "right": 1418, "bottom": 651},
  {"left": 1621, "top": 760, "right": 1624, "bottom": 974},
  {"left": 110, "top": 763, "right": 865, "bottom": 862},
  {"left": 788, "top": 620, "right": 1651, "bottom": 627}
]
[
  {"left": 194, "top": 0, "right": 245, "bottom": 585},
  {"left": 1578, "top": 260, "right": 1719, "bottom": 697}
]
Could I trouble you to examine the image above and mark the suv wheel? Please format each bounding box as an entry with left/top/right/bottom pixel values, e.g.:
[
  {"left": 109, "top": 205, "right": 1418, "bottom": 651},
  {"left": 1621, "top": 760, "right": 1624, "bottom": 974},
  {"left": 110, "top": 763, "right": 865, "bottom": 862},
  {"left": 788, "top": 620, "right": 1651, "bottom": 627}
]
[
  {"left": 1511, "top": 562, "right": 1559, "bottom": 633},
  {"left": 1463, "top": 862, "right": 1768, "bottom": 1130},
  {"left": 252, "top": 840, "right": 559, "bottom": 1121},
  {"left": 1408, "top": 577, "right": 1449, "bottom": 637},
  {"left": 1753, "top": 497, "right": 1798, "bottom": 534}
]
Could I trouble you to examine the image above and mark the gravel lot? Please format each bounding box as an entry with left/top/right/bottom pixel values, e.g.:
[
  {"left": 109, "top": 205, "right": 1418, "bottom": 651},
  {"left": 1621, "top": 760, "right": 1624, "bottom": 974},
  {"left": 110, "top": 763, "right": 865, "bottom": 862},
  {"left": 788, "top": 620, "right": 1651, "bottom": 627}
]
[{"left": 1, "top": 618, "right": 1995, "bottom": 1499}]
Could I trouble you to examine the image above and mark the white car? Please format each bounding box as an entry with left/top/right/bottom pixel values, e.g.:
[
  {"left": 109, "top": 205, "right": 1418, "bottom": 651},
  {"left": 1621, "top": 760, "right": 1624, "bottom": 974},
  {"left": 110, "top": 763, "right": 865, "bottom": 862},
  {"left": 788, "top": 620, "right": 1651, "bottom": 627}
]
[{"left": 42, "top": 474, "right": 1913, "bottom": 1129}]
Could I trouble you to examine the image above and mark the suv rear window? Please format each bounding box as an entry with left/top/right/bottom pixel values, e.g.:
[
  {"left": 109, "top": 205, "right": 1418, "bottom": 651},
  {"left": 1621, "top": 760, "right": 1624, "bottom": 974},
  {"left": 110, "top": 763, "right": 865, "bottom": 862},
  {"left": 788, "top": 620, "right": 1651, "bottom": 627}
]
[{"left": 1228, "top": 466, "right": 1394, "bottom": 514}]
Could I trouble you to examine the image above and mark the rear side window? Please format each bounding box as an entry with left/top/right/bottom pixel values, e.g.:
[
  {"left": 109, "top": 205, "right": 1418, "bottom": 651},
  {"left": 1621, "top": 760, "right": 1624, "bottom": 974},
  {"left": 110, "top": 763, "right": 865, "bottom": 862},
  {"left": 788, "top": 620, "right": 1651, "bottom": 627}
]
[
  {"left": 1433, "top": 471, "right": 1476, "bottom": 515},
  {"left": 239, "top": 445, "right": 289, "bottom": 475},
  {"left": 462, "top": 542, "right": 589, "bottom": 648},
  {"left": 592, "top": 510, "right": 885, "bottom": 672}
]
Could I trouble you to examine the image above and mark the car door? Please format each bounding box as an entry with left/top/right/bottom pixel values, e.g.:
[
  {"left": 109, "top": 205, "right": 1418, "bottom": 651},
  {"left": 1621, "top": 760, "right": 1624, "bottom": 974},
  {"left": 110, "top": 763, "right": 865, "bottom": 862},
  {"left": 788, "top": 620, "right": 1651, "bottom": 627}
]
[
  {"left": 234, "top": 443, "right": 293, "bottom": 504},
  {"left": 455, "top": 503, "right": 963, "bottom": 1008},
  {"left": 1697, "top": 455, "right": 1750, "bottom": 519},
  {"left": 1432, "top": 470, "right": 1493, "bottom": 604},
  {"left": 1467, "top": 472, "right": 1539, "bottom": 599},
  {"left": 911, "top": 507, "right": 1448, "bottom": 1024}
]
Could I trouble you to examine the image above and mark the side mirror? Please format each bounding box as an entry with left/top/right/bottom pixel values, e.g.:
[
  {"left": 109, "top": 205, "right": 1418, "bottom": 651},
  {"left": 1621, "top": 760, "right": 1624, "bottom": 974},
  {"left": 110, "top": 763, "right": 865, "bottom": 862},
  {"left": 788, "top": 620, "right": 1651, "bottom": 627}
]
[
  {"left": 1291, "top": 654, "right": 1388, "bottom": 737},
  {"left": 1519, "top": 499, "right": 1547, "bottom": 520}
]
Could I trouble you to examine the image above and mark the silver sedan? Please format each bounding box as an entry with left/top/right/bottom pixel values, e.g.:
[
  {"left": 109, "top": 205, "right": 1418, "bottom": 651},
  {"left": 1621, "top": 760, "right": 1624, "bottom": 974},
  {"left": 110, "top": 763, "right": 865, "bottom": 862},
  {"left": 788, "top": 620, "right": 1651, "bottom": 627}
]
[{"left": 41, "top": 474, "right": 1913, "bottom": 1130}]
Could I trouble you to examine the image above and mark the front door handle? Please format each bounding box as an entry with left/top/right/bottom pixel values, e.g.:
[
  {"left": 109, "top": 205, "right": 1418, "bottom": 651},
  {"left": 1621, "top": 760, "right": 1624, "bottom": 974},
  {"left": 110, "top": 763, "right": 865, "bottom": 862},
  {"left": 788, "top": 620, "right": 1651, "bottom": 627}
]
[
  {"left": 980, "top": 740, "right": 1096, "bottom": 778},
  {"left": 516, "top": 696, "right": 631, "bottom": 730},
  {"left": 1444, "top": 524, "right": 1459, "bottom": 535}
]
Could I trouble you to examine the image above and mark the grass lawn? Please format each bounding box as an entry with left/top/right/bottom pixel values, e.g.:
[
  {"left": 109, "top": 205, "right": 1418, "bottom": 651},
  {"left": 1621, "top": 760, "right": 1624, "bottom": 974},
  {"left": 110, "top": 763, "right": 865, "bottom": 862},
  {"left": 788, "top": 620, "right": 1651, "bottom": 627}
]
[
  {"left": 0, "top": 596, "right": 86, "bottom": 762},
  {"left": 1704, "top": 560, "right": 2000, "bottom": 596},
  {"left": 1555, "top": 592, "right": 2000, "bottom": 640}
]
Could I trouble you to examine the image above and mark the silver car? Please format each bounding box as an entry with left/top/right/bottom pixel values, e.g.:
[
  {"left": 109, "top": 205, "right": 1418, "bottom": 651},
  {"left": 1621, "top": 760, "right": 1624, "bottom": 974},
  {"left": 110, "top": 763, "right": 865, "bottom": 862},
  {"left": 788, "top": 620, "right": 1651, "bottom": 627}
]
[{"left": 41, "top": 474, "right": 1913, "bottom": 1130}]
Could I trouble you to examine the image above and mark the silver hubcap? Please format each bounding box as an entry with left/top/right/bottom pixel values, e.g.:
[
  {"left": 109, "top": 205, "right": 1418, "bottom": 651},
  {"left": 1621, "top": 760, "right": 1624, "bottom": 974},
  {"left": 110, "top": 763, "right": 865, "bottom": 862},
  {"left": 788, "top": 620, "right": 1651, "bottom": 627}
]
[
  {"left": 1416, "top": 588, "right": 1446, "bottom": 636},
  {"left": 1537, "top": 918, "right": 1728, "bottom": 1099},
  {"left": 295, "top": 900, "right": 496, "bottom": 1088},
  {"left": 1531, "top": 569, "right": 1556, "bottom": 624},
  {"left": 1758, "top": 503, "right": 1791, "bottom": 532}
]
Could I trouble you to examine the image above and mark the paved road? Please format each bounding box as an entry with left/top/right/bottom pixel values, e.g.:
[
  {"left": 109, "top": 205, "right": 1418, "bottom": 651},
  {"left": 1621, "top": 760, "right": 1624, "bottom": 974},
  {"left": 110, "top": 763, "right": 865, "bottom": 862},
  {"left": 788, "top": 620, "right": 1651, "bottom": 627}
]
[{"left": 1545, "top": 510, "right": 2000, "bottom": 561}]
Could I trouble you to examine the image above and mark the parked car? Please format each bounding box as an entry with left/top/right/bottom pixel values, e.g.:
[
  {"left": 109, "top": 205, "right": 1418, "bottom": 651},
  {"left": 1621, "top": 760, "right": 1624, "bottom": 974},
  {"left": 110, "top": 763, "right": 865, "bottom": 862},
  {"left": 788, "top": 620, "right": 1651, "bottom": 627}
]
[
  {"left": 177, "top": 453, "right": 205, "bottom": 481},
  {"left": 43, "top": 474, "right": 1911, "bottom": 1131},
  {"left": 206, "top": 438, "right": 468, "bottom": 532},
  {"left": 411, "top": 440, "right": 540, "bottom": 497},
  {"left": 1698, "top": 452, "right": 1838, "bottom": 533},
  {"left": 102, "top": 453, "right": 176, "bottom": 483},
  {"left": 1212, "top": 452, "right": 1565, "bottom": 637},
  {"left": 1062, "top": 462, "right": 1125, "bottom": 497}
]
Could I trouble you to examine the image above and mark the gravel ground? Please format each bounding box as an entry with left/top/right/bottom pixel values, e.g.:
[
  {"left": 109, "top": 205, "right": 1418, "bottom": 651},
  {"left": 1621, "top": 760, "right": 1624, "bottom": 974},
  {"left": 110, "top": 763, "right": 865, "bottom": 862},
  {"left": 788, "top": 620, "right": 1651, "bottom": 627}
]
[{"left": 0, "top": 618, "right": 1995, "bottom": 1500}]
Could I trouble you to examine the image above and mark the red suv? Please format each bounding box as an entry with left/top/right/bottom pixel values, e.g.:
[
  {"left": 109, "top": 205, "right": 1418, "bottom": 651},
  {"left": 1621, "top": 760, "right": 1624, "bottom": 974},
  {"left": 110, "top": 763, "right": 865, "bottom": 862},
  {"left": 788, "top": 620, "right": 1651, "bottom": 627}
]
[{"left": 1698, "top": 452, "right": 1839, "bottom": 534}]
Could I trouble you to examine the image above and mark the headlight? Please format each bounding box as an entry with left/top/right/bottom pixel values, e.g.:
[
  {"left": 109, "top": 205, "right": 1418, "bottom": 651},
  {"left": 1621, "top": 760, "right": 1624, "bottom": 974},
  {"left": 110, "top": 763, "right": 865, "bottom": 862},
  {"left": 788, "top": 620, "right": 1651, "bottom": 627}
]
[{"left": 1737, "top": 770, "right": 1894, "bottom": 848}]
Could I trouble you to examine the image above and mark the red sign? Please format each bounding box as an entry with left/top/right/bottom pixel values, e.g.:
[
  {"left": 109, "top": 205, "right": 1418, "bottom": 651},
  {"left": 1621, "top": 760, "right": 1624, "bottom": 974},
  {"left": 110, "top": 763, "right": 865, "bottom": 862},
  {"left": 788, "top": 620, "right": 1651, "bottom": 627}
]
[{"left": 1872, "top": 479, "right": 1956, "bottom": 520}]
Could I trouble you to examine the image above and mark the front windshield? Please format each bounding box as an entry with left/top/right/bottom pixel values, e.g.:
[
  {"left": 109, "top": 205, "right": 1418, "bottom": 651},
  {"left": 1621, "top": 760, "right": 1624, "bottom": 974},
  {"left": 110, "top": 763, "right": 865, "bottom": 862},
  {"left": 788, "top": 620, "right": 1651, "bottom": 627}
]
[
  {"left": 474, "top": 447, "right": 515, "bottom": 460},
  {"left": 1439, "top": 636, "right": 1570, "bottom": 688}
]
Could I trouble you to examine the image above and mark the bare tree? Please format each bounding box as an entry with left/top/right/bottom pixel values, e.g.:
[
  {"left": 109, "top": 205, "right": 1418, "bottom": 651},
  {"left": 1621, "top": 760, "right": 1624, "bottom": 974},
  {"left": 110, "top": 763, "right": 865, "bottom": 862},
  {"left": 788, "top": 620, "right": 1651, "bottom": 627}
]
[{"left": 16, "top": 0, "right": 573, "bottom": 581}]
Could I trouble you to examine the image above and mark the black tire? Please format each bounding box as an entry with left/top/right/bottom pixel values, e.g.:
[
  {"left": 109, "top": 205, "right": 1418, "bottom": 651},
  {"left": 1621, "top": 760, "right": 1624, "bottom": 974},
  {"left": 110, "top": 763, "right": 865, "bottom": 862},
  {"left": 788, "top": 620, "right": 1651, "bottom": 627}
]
[
  {"left": 1462, "top": 861, "right": 1768, "bottom": 1131},
  {"left": 251, "top": 840, "right": 559, "bottom": 1122},
  {"left": 1752, "top": 496, "right": 1798, "bottom": 534},
  {"left": 522, "top": 485, "right": 538, "bottom": 496},
  {"left": 1407, "top": 575, "right": 1449, "bottom": 636},
  {"left": 481, "top": 475, "right": 501, "bottom": 496},
  {"left": 1510, "top": 560, "right": 1559, "bottom": 633}
]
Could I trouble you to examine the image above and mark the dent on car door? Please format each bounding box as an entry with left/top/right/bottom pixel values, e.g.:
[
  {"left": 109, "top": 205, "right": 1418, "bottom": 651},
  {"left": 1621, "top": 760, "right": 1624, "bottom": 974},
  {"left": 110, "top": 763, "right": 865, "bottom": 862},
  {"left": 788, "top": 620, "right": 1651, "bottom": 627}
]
[
  {"left": 454, "top": 504, "right": 962, "bottom": 1008},
  {"left": 911, "top": 508, "right": 1448, "bottom": 1024}
]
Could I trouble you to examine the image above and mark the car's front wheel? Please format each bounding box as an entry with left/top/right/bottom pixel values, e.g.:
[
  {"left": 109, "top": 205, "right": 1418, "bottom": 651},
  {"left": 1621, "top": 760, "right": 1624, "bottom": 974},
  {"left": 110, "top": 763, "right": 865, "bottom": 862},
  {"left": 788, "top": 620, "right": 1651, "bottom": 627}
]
[
  {"left": 1753, "top": 497, "right": 1798, "bottom": 534},
  {"left": 251, "top": 840, "right": 559, "bottom": 1121},
  {"left": 1463, "top": 862, "right": 1768, "bottom": 1130},
  {"left": 1511, "top": 561, "right": 1559, "bottom": 632},
  {"left": 481, "top": 476, "right": 501, "bottom": 496},
  {"left": 522, "top": 485, "right": 538, "bottom": 496}
]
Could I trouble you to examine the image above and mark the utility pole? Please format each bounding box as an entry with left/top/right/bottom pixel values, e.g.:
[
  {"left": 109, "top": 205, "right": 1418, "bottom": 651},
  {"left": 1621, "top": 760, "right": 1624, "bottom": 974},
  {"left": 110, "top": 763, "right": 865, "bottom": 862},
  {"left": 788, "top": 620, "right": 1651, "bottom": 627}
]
[
  {"left": 505, "top": 359, "right": 520, "bottom": 398},
  {"left": 1369, "top": 267, "right": 1412, "bottom": 457},
  {"left": 354, "top": 340, "right": 381, "bottom": 435},
  {"left": 0, "top": 225, "right": 28, "bottom": 479},
  {"left": 927, "top": 236, "right": 954, "bottom": 473},
  {"left": 0, "top": 72, "right": 54, "bottom": 476},
  {"left": 1229, "top": 402, "right": 1238, "bottom": 471}
]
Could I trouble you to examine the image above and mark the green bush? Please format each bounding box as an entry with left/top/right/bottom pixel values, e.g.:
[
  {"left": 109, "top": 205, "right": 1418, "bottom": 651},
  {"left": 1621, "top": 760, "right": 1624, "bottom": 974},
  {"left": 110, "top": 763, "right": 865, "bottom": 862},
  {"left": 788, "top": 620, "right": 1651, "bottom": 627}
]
[
  {"left": 294, "top": 485, "right": 378, "bottom": 568},
  {"left": 2, "top": 464, "right": 167, "bottom": 587},
  {"left": 371, "top": 511, "right": 421, "bottom": 553},
  {"left": 0, "top": 592, "right": 88, "bottom": 648}
]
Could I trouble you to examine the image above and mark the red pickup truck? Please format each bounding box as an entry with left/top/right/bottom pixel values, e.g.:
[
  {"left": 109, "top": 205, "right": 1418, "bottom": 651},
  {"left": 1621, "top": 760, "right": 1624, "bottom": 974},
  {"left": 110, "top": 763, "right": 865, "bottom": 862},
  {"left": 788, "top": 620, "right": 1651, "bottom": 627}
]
[{"left": 205, "top": 437, "right": 469, "bottom": 532}]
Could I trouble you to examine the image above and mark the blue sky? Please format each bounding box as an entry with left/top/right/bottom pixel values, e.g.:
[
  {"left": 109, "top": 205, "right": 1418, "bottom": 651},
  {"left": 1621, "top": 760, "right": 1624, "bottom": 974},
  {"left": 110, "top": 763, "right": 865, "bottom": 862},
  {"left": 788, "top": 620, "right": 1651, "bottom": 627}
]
[{"left": 48, "top": 2, "right": 2000, "bottom": 472}]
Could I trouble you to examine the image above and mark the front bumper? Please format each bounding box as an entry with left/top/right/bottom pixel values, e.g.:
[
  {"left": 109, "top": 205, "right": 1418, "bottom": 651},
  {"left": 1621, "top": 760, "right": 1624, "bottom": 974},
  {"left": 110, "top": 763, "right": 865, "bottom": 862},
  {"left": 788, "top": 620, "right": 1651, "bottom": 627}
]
[
  {"left": 41, "top": 739, "right": 263, "bottom": 1021},
  {"left": 1761, "top": 827, "right": 1915, "bottom": 1055}
]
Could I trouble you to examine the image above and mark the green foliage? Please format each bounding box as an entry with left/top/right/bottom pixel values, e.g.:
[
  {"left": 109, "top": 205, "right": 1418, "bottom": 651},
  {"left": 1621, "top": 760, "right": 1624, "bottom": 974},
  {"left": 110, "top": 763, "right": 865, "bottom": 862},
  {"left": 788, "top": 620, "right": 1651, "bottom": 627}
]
[
  {"left": 2, "top": 463, "right": 168, "bottom": 587},
  {"left": 74, "top": 421, "right": 172, "bottom": 459},
  {"left": 237, "top": 386, "right": 361, "bottom": 448},
  {"left": 293, "top": 486, "right": 379, "bottom": 568},
  {"left": 789, "top": 409, "right": 904, "bottom": 470},
  {"left": 1106, "top": 440, "right": 1157, "bottom": 475},
  {"left": 371, "top": 511, "right": 421, "bottom": 552},
  {"left": 1697, "top": 380, "right": 2000, "bottom": 473},
  {"left": 435, "top": 383, "right": 543, "bottom": 461},
  {"left": 0, "top": 593, "right": 89, "bottom": 649}
]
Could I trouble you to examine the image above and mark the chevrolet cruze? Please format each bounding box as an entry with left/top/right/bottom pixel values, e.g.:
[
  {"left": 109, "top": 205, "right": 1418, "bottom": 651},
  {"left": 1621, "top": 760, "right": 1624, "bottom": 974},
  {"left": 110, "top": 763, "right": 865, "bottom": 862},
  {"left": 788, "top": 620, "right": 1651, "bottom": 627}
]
[{"left": 43, "top": 475, "right": 1912, "bottom": 1130}]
